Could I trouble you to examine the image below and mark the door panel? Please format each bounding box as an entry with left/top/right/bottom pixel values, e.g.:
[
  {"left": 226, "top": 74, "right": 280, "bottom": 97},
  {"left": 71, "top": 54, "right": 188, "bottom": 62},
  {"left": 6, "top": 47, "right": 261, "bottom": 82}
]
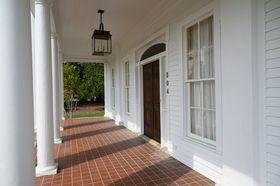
[
  {"left": 153, "top": 61, "right": 161, "bottom": 142},
  {"left": 143, "top": 63, "right": 154, "bottom": 139},
  {"left": 143, "top": 60, "right": 161, "bottom": 143}
]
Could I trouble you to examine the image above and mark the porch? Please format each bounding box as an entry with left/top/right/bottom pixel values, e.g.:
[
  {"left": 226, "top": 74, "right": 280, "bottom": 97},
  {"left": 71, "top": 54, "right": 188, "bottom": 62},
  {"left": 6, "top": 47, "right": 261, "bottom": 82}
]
[
  {"left": 35, "top": 117, "right": 215, "bottom": 186},
  {"left": 2, "top": 0, "right": 278, "bottom": 185}
]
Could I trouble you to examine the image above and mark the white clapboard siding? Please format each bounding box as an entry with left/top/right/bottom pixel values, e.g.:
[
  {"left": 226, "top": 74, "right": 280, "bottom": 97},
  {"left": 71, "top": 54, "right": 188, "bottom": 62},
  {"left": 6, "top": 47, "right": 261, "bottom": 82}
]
[
  {"left": 267, "top": 136, "right": 280, "bottom": 148},
  {"left": 266, "top": 98, "right": 280, "bottom": 107},
  {"left": 266, "top": 27, "right": 280, "bottom": 41},
  {"left": 265, "top": 0, "right": 280, "bottom": 13},
  {"left": 268, "top": 153, "right": 280, "bottom": 166},
  {"left": 266, "top": 7, "right": 280, "bottom": 22},
  {"left": 266, "top": 18, "right": 280, "bottom": 32},
  {"left": 267, "top": 172, "right": 280, "bottom": 186},
  {"left": 267, "top": 126, "right": 280, "bottom": 137},
  {"left": 266, "top": 58, "right": 280, "bottom": 68},
  {"left": 266, "top": 38, "right": 280, "bottom": 50},
  {"left": 267, "top": 78, "right": 280, "bottom": 87},
  {"left": 265, "top": 0, "right": 280, "bottom": 185},
  {"left": 266, "top": 116, "right": 280, "bottom": 125}
]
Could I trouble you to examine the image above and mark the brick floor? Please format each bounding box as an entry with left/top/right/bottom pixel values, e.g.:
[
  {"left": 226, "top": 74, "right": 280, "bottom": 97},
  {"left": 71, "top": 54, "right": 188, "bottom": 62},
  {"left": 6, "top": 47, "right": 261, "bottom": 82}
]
[{"left": 35, "top": 117, "right": 215, "bottom": 186}]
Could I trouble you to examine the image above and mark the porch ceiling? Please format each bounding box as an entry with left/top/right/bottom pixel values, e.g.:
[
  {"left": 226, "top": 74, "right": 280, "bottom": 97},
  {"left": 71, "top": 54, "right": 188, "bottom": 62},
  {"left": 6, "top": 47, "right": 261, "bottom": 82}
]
[{"left": 52, "top": 0, "right": 165, "bottom": 61}]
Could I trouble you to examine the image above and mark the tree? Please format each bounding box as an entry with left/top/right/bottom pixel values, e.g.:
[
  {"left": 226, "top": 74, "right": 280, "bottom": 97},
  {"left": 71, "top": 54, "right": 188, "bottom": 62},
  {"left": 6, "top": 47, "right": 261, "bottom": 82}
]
[
  {"left": 63, "top": 64, "right": 80, "bottom": 118},
  {"left": 63, "top": 63, "right": 104, "bottom": 118},
  {"left": 79, "top": 63, "right": 104, "bottom": 101}
]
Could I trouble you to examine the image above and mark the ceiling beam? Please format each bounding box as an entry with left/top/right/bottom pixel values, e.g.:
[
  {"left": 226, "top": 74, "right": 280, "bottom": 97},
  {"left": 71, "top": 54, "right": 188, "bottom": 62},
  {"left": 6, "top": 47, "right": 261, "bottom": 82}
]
[{"left": 64, "top": 57, "right": 106, "bottom": 63}]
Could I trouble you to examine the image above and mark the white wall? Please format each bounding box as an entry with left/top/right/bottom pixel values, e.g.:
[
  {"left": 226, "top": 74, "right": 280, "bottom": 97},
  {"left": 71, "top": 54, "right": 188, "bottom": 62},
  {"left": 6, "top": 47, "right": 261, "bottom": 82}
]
[
  {"left": 120, "top": 55, "right": 138, "bottom": 132},
  {"left": 104, "top": 0, "right": 262, "bottom": 185},
  {"left": 263, "top": 0, "right": 280, "bottom": 185},
  {"left": 220, "top": 0, "right": 256, "bottom": 185},
  {"left": 168, "top": 3, "right": 223, "bottom": 183},
  {"left": 105, "top": 46, "right": 122, "bottom": 125}
]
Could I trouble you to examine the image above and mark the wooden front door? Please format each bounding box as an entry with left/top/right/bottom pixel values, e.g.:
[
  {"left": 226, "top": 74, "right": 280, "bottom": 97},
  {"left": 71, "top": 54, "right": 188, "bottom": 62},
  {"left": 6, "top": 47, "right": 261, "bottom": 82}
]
[{"left": 143, "top": 60, "right": 160, "bottom": 143}]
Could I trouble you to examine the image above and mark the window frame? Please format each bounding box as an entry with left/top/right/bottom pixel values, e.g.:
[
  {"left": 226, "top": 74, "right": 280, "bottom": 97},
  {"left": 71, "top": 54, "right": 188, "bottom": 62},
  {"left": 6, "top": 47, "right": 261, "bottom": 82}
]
[
  {"left": 182, "top": 11, "right": 220, "bottom": 150},
  {"left": 123, "top": 61, "right": 130, "bottom": 114},
  {"left": 111, "top": 68, "right": 115, "bottom": 109}
]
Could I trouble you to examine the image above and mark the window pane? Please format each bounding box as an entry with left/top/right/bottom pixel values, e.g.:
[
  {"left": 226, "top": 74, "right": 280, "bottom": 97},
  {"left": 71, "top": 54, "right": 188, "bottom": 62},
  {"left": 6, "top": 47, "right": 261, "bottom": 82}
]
[
  {"left": 203, "top": 80, "right": 215, "bottom": 109},
  {"left": 190, "top": 82, "right": 201, "bottom": 107},
  {"left": 125, "top": 62, "right": 129, "bottom": 87},
  {"left": 190, "top": 108, "right": 202, "bottom": 136},
  {"left": 187, "top": 24, "right": 199, "bottom": 80},
  {"left": 200, "top": 16, "right": 214, "bottom": 79},
  {"left": 111, "top": 88, "right": 115, "bottom": 107},
  {"left": 203, "top": 110, "right": 216, "bottom": 141},
  {"left": 126, "top": 73, "right": 129, "bottom": 86},
  {"left": 124, "top": 62, "right": 129, "bottom": 113},
  {"left": 126, "top": 62, "right": 129, "bottom": 86},
  {"left": 112, "top": 69, "right": 115, "bottom": 87},
  {"left": 111, "top": 68, "right": 115, "bottom": 108},
  {"left": 126, "top": 88, "right": 130, "bottom": 112},
  {"left": 200, "top": 16, "right": 213, "bottom": 48}
]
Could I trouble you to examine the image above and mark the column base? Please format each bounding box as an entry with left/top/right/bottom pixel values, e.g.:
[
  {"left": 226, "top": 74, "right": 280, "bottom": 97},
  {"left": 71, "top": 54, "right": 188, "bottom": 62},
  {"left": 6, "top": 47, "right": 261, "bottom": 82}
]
[
  {"left": 60, "top": 126, "right": 64, "bottom": 131},
  {"left": 36, "top": 163, "right": 58, "bottom": 177},
  {"left": 54, "top": 137, "right": 62, "bottom": 144}
]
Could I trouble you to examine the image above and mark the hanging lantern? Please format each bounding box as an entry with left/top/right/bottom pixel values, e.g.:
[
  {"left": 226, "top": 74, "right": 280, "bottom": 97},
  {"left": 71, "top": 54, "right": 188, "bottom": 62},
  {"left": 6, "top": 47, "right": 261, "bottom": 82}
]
[{"left": 91, "top": 10, "right": 112, "bottom": 56}]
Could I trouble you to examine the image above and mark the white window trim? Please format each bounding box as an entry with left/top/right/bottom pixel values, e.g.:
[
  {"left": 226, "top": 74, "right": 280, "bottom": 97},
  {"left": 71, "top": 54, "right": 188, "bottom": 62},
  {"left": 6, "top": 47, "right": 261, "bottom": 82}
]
[
  {"left": 179, "top": 2, "right": 222, "bottom": 153},
  {"left": 123, "top": 60, "right": 130, "bottom": 114},
  {"left": 185, "top": 15, "right": 216, "bottom": 147}
]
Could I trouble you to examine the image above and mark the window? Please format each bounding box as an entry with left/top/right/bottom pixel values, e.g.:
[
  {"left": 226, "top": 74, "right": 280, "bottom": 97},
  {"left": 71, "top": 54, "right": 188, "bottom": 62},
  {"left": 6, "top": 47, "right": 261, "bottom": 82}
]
[
  {"left": 185, "top": 15, "right": 216, "bottom": 144},
  {"left": 140, "top": 43, "right": 166, "bottom": 61},
  {"left": 111, "top": 68, "right": 115, "bottom": 109},
  {"left": 124, "top": 61, "right": 130, "bottom": 113}
]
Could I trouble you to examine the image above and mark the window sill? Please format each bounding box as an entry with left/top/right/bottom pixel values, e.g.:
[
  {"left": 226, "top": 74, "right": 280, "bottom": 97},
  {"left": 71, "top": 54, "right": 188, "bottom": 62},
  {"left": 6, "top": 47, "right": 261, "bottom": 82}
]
[{"left": 183, "top": 135, "right": 218, "bottom": 153}]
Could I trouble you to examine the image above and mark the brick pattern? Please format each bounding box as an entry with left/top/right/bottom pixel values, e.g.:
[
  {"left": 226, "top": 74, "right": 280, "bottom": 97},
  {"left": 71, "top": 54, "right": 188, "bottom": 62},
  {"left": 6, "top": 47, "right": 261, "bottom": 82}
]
[{"left": 36, "top": 117, "right": 215, "bottom": 186}]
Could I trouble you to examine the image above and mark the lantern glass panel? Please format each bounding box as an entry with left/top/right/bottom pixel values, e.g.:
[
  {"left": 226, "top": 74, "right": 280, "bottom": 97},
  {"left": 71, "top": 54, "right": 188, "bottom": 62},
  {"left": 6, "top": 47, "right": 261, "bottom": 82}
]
[{"left": 92, "top": 30, "right": 112, "bottom": 56}]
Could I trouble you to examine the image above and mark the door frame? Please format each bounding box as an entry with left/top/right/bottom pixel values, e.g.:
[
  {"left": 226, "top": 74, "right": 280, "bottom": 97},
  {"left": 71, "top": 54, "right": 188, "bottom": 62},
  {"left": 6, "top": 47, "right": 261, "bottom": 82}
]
[
  {"left": 136, "top": 52, "right": 168, "bottom": 147},
  {"left": 134, "top": 27, "right": 170, "bottom": 149}
]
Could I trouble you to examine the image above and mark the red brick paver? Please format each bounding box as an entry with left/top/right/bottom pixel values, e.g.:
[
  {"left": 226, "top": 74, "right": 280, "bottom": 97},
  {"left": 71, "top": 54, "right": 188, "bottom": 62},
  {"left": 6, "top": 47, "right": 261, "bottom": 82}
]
[{"left": 36, "top": 117, "right": 215, "bottom": 186}]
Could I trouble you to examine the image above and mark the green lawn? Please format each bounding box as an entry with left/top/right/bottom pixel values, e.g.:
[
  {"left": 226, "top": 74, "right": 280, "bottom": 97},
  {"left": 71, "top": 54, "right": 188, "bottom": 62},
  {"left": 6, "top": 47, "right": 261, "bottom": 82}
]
[{"left": 72, "top": 111, "right": 104, "bottom": 118}]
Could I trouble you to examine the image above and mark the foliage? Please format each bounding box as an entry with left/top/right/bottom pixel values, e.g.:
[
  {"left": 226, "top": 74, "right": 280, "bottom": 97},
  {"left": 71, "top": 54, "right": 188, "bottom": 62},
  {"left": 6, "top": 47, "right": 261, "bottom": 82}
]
[
  {"left": 63, "top": 64, "right": 80, "bottom": 118},
  {"left": 79, "top": 63, "right": 104, "bottom": 101},
  {"left": 63, "top": 63, "right": 104, "bottom": 118}
]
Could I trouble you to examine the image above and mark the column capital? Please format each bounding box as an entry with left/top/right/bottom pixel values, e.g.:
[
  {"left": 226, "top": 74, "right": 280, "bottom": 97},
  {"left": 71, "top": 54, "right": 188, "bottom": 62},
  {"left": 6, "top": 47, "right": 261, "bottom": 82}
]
[{"left": 35, "top": 0, "right": 52, "bottom": 5}]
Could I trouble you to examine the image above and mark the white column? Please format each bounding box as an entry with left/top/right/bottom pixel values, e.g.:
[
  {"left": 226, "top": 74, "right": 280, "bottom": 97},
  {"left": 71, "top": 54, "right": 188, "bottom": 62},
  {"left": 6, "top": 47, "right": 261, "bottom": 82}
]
[
  {"left": 104, "top": 63, "right": 109, "bottom": 117},
  {"left": 58, "top": 50, "right": 65, "bottom": 128},
  {"left": 35, "top": 0, "right": 58, "bottom": 176},
  {"left": 0, "top": 0, "right": 34, "bottom": 185},
  {"left": 31, "top": 10, "right": 37, "bottom": 135},
  {"left": 51, "top": 33, "right": 62, "bottom": 144}
]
